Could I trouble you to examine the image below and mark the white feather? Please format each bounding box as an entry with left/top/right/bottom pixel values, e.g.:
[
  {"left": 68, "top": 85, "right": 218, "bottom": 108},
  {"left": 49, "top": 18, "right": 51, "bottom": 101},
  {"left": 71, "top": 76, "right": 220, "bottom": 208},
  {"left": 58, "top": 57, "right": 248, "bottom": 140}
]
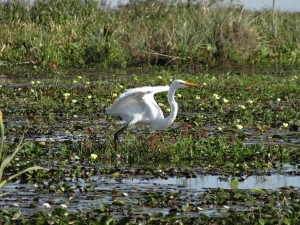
[{"left": 106, "top": 85, "right": 169, "bottom": 127}]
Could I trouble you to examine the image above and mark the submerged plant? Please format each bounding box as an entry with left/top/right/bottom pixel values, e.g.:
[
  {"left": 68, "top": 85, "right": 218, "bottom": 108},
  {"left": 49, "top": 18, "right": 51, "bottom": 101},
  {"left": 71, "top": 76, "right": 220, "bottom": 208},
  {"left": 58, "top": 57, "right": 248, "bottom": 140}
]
[{"left": 0, "top": 110, "right": 46, "bottom": 191}]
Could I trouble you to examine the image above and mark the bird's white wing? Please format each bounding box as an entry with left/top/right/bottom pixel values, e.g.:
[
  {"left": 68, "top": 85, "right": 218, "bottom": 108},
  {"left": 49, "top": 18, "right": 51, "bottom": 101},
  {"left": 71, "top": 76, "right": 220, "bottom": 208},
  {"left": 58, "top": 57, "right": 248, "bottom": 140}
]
[
  {"left": 106, "top": 85, "right": 169, "bottom": 124},
  {"left": 117, "top": 85, "right": 169, "bottom": 101}
]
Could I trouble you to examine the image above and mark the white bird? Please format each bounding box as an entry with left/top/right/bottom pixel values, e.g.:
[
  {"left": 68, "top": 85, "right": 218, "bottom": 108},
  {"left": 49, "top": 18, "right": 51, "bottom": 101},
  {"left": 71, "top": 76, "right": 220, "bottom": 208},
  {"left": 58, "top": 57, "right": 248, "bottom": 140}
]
[{"left": 106, "top": 79, "right": 199, "bottom": 149}]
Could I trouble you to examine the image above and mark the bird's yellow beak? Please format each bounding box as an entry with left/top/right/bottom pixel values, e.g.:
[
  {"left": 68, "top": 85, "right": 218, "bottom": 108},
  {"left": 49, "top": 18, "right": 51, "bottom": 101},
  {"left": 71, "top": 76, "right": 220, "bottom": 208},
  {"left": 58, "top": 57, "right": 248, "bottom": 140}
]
[{"left": 181, "top": 81, "right": 199, "bottom": 87}]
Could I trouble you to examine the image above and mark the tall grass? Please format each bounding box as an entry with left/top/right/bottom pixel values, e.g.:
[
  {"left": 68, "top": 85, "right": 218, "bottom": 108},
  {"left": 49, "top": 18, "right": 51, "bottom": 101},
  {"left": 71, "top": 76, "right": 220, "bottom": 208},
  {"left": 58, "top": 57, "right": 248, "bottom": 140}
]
[{"left": 0, "top": 0, "right": 299, "bottom": 69}]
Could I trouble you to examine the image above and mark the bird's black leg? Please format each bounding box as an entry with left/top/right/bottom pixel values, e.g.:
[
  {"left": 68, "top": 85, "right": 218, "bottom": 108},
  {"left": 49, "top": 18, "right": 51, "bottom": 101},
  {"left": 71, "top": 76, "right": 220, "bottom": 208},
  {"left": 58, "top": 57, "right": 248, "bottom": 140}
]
[{"left": 114, "top": 124, "right": 129, "bottom": 150}]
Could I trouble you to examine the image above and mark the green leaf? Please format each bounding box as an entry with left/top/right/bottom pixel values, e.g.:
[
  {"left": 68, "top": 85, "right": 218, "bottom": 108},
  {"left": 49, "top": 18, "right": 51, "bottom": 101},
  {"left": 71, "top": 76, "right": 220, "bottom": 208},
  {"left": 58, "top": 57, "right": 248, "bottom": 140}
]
[
  {"left": 258, "top": 218, "right": 267, "bottom": 225},
  {"left": 100, "top": 215, "right": 114, "bottom": 225},
  {"left": 283, "top": 218, "right": 291, "bottom": 225},
  {"left": 112, "top": 199, "right": 125, "bottom": 205},
  {"left": 12, "top": 210, "right": 22, "bottom": 220},
  {"left": 251, "top": 189, "right": 265, "bottom": 194},
  {"left": 230, "top": 178, "right": 239, "bottom": 190}
]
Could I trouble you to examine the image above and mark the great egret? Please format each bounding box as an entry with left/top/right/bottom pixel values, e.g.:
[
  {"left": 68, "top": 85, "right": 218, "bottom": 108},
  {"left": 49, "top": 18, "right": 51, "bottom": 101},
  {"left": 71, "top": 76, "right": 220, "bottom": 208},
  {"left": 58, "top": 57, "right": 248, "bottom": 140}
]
[{"left": 106, "top": 79, "right": 199, "bottom": 149}]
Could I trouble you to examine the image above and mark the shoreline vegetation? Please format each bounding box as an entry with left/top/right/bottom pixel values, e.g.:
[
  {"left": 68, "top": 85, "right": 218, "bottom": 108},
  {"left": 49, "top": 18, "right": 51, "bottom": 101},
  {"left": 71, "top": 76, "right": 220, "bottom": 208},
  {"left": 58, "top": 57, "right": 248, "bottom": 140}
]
[{"left": 0, "top": 0, "right": 300, "bottom": 70}]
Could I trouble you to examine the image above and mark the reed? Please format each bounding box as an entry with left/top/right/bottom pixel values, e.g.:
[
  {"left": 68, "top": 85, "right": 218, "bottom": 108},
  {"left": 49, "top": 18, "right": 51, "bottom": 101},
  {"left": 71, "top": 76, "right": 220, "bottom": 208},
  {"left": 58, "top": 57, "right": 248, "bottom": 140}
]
[
  {"left": 0, "top": 110, "right": 46, "bottom": 191},
  {"left": 0, "top": 0, "right": 299, "bottom": 69}
]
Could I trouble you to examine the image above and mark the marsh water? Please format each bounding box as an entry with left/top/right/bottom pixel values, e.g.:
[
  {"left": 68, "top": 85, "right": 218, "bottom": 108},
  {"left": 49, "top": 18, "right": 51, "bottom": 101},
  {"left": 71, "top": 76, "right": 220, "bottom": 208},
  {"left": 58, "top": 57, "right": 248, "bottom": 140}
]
[
  {"left": 1, "top": 164, "right": 300, "bottom": 217},
  {"left": 1, "top": 69, "right": 299, "bottom": 220}
]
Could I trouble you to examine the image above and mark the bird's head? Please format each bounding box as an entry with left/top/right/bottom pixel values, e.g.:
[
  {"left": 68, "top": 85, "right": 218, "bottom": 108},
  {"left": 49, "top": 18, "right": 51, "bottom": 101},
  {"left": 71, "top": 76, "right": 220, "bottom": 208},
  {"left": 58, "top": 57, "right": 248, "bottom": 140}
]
[{"left": 172, "top": 80, "right": 199, "bottom": 89}]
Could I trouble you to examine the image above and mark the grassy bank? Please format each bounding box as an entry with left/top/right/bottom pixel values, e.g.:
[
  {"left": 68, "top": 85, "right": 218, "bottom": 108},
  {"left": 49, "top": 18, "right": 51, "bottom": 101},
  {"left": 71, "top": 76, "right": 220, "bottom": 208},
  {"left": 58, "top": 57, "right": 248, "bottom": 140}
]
[{"left": 0, "top": 0, "right": 300, "bottom": 69}]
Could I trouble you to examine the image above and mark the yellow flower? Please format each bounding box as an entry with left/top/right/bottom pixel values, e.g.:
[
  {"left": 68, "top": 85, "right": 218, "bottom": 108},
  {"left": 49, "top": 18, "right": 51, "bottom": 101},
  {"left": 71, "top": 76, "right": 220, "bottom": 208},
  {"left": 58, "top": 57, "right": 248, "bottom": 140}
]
[
  {"left": 31, "top": 81, "right": 35, "bottom": 85},
  {"left": 223, "top": 98, "right": 229, "bottom": 103},
  {"left": 87, "top": 95, "right": 92, "bottom": 99},
  {"left": 236, "top": 124, "right": 243, "bottom": 130},
  {"left": 282, "top": 123, "right": 288, "bottom": 128},
  {"left": 90, "top": 153, "right": 98, "bottom": 160},
  {"left": 213, "top": 93, "right": 220, "bottom": 100},
  {"left": 291, "top": 75, "right": 298, "bottom": 81},
  {"left": 113, "top": 93, "right": 118, "bottom": 97},
  {"left": 239, "top": 105, "right": 246, "bottom": 110},
  {"left": 63, "top": 93, "right": 71, "bottom": 98},
  {"left": 176, "top": 93, "right": 182, "bottom": 98},
  {"left": 246, "top": 99, "right": 253, "bottom": 104},
  {"left": 78, "top": 76, "right": 82, "bottom": 79},
  {"left": 158, "top": 75, "right": 163, "bottom": 79},
  {"left": 195, "top": 96, "right": 201, "bottom": 100},
  {"left": 276, "top": 98, "right": 281, "bottom": 102},
  {"left": 72, "top": 99, "right": 77, "bottom": 104}
]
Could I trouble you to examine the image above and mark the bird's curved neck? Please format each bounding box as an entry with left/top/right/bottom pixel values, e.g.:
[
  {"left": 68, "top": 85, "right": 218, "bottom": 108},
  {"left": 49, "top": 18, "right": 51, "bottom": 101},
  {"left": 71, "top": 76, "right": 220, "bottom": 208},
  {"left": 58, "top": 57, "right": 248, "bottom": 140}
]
[{"left": 165, "top": 86, "right": 178, "bottom": 126}]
